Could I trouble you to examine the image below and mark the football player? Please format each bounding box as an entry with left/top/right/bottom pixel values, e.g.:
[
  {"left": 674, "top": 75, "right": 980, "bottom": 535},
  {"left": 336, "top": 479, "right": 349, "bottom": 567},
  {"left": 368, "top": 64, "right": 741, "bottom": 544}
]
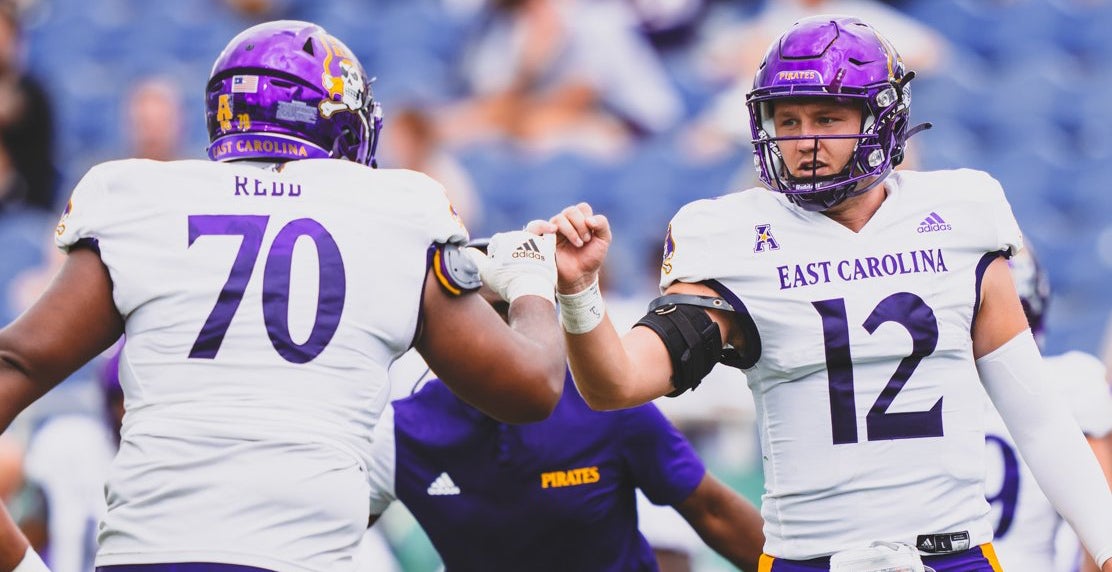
[
  {"left": 533, "top": 15, "right": 1112, "bottom": 572},
  {"left": 0, "top": 20, "right": 566, "bottom": 572}
]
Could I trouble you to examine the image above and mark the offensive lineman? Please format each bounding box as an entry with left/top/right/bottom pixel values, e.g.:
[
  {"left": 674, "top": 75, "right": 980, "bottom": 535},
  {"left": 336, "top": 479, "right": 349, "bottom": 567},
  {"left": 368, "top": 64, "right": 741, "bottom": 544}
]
[{"left": 0, "top": 20, "right": 565, "bottom": 572}]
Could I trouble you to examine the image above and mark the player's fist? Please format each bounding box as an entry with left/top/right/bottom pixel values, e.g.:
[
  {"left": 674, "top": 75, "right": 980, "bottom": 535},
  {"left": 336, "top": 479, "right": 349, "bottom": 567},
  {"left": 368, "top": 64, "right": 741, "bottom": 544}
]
[
  {"left": 466, "top": 231, "right": 557, "bottom": 304},
  {"left": 526, "top": 203, "right": 611, "bottom": 295}
]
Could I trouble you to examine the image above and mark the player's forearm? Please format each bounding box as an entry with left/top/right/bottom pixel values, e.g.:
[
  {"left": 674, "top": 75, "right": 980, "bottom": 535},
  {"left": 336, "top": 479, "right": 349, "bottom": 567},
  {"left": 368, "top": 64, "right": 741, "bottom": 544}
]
[
  {"left": 507, "top": 295, "right": 566, "bottom": 382},
  {"left": 567, "top": 320, "right": 665, "bottom": 410},
  {"left": 678, "top": 475, "right": 765, "bottom": 571},
  {"left": 455, "top": 296, "right": 564, "bottom": 420}
]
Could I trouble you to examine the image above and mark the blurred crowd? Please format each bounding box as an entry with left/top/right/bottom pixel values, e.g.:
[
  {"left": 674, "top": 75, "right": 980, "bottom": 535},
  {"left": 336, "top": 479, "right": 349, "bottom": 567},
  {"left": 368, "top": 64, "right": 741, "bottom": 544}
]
[{"left": 1, "top": 0, "right": 1111, "bottom": 570}]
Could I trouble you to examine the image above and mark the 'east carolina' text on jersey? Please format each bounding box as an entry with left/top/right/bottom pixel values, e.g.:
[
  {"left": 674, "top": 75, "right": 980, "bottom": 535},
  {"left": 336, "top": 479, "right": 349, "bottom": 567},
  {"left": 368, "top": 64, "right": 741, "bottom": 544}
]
[
  {"left": 365, "top": 373, "right": 705, "bottom": 571},
  {"left": 56, "top": 158, "right": 467, "bottom": 572},
  {"left": 662, "top": 169, "right": 1023, "bottom": 560}
]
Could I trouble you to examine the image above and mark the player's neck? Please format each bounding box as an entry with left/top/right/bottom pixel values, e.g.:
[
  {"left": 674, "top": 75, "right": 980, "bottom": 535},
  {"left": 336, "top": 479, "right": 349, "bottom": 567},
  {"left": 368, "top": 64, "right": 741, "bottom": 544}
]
[{"left": 821, "top": 183, "right": 888, "bottom": 233}]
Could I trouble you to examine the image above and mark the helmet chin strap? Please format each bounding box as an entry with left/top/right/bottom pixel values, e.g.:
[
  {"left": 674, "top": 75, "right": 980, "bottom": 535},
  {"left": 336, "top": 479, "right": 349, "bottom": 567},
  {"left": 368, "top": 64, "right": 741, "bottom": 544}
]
[{"left": 780, "top": 134, "right": 893, "bottom": 212}]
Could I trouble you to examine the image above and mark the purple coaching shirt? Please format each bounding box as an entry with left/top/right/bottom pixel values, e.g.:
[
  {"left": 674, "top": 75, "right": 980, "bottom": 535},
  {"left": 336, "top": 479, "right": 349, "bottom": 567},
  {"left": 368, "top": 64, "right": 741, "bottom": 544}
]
[{"left": 371, "top": 372, "right": 706, "bottom": 571}]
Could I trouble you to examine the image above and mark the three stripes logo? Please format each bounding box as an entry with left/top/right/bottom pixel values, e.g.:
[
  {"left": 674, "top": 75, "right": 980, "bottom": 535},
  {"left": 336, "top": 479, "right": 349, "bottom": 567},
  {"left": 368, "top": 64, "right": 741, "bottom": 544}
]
[
  {"left": 512, "top": 238, "right": 546, "bottom": 261},
  {"left": 917, "top": 211, "right": 952, "bottom": 234},
  {"left": 427, "top": 472, "right": 461, "bottom": 496}
]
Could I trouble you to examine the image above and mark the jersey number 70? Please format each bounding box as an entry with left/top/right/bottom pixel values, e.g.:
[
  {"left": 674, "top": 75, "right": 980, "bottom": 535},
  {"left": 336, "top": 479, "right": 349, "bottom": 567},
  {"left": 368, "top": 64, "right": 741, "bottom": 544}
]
[{"left": 187, "top": 214, "right": 346, "bottom": 364}]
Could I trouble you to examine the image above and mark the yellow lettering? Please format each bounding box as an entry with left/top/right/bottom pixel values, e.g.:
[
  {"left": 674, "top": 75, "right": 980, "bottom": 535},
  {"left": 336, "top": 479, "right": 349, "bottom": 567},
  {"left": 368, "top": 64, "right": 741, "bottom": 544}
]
[
  {"left": 236, "top": 113, "right": 251, "bottom": 131},
  {"left": 217, "top": 95, "right": 233, "bottom": 132},
  {"left": 298, "top": 146, "right": 307, "bottom": 157},
  {"left": 252, "top": 140, "right": 262, "bottom": 152},
  {"left": 263, "top": 140, "right": 274, "bottom": 152},
  {"left": 777, "top": 70, "right": 820, "bottom": 81},
  {"left": 540, "top": 467, "right": 601, "bottom": 489}
]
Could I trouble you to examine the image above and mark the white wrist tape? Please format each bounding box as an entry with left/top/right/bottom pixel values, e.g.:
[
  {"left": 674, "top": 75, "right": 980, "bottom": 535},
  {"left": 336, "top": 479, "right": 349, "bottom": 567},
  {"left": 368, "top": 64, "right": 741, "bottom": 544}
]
[
  {"left": 977, "top": 330, "right": 1112, "bottom": 568},
  {"left": 556, "top": 279, "right": 605, "bottom": 334},
  {"left": 13, "top": 547, "right": 49, "bottom": 572}
]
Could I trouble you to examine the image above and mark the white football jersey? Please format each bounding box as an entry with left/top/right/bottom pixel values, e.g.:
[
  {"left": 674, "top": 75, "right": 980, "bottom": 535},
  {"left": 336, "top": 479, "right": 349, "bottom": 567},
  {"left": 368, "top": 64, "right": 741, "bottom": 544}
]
[
  {"left": 55, "top": 158, "right": 467, "bottom": 572},
  {"left": 662, "top": 169, "right": 1023, "bottom": 559},
  {"left": 985, "top": 351, "right": 1112, "bottom": 572}
]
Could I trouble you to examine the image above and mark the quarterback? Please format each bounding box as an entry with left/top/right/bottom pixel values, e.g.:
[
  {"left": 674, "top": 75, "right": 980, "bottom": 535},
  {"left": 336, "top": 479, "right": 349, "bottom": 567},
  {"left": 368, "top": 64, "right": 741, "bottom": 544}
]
[{"left": 535, "top": 15, "right": 1112, "bottom": 572}]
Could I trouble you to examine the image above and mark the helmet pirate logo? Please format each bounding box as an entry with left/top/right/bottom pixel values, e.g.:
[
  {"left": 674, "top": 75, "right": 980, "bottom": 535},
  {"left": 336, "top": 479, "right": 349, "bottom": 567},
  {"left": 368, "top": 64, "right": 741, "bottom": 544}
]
[{"left": 319, "top": 38, "right": 365, "bottom": 119}]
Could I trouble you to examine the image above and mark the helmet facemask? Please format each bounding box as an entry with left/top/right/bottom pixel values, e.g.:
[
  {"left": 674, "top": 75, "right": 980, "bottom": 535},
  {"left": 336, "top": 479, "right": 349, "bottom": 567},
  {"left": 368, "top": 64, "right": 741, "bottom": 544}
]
[{"left": 746, "top": 16, "right": 930, "bottom": 211}]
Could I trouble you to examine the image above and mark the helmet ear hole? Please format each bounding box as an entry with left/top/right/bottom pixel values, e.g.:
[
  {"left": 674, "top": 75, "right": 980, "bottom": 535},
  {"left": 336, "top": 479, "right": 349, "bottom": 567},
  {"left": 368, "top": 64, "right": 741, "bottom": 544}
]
[{"left": 302, "top": 38, "right": 315, "bottom": 56}]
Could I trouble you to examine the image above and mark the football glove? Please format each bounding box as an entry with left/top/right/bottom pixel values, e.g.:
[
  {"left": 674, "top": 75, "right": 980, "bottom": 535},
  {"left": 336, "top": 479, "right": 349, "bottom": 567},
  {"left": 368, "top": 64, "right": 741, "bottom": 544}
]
[{"left": 465, "top": 231, "right": 556, "bottom": 304}]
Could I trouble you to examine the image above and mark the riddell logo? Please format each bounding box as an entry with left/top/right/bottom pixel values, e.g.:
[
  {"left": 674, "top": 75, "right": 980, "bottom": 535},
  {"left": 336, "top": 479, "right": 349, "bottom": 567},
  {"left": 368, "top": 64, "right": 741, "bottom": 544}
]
[
  {"left": 513, "top": 238, "right": 546, "bottom": 261},
  {"left": 917, "top": 212, "right": 951, "bottom": 233}
]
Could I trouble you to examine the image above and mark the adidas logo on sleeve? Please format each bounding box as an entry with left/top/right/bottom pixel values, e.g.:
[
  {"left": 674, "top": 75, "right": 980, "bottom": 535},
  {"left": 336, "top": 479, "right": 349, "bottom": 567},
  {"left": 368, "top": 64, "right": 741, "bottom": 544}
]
[
  {"left": 427, "top": 472, "right": 461, "bottom": 496},
  {"left": 512, "top": 238, "right": 546, "bottom": 261}
]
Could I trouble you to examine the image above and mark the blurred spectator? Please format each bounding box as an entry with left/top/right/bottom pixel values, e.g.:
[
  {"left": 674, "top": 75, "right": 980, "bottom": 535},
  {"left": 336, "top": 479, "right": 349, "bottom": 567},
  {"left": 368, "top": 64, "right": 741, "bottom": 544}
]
[
  {"left": 623, "top": 0, "right": 710, "bottom": 50},
  {"left": 4, "top": 229, "right": 61, "bottom": 324},
  {"left": 0, "top": 0, "right": 58, "bottom": 212},
  {"left": 222, "top": 0, "right": 293, "bottom": 21},
  {"left": 380, "top": 106, "right": 484, "bottom": 230},
  {"left": 122, "top": 77, "right": 186, "bottom": 161},
  {"left": 438, "top": 0, "right": 684, "bottom": 159},
  {"left": 681, "top": 0, "right": 949, "bottom": 162}
]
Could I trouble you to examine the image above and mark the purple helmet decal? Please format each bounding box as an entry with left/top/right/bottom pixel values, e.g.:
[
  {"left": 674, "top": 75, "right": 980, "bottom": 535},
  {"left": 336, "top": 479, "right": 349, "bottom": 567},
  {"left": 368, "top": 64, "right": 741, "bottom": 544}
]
[
  {"left": 206, "top": 20, "right": 383, "bottom": 166},
  {"left": 1009, "top": 240, "right": 1050, "bottom": 344},
  {"left": 746, "top": 15, "right": 931, "bottom": 211}
]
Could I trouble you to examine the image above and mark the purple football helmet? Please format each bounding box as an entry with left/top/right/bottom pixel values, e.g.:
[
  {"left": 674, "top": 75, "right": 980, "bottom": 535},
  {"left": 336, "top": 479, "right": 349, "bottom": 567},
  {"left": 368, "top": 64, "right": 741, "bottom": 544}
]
[
  {"left": 1009, "top": 240, "right": 1050, "bottom": 346},
  {"left": 206, "top": 20, "right": 382, "bottom": 166},
  {"left": 746, "top": 15, "right": 930, "bottom": 211}
]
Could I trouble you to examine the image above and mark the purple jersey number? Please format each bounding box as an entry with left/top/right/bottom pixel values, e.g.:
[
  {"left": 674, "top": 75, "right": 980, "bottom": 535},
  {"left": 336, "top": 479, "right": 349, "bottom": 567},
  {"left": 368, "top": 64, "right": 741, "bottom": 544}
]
[
  {"left": 187, "top": 215, "right": 346, "bottom": 363},
  {"left": 985, "top": 434, "right": 1021, "bottom": 538},
  {"left": 813, "top": 292, "right": 944, "bottom": 445}
]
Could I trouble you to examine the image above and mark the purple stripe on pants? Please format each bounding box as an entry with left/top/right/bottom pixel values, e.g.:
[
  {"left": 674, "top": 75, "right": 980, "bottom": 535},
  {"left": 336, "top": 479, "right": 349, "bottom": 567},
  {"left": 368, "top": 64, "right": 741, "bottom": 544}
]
[{"left": 97, "top": 564, "right": 275, "bottom": 572}]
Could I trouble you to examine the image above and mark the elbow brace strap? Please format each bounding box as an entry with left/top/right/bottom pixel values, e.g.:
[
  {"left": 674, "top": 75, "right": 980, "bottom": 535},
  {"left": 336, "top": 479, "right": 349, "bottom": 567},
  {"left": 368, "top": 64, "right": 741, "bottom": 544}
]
[
  {"left": 635, "top": 295, "right": 726, "bottom": 397},
  {"left": 977, "top": 330, "right": 1112, "bottom": 568}
]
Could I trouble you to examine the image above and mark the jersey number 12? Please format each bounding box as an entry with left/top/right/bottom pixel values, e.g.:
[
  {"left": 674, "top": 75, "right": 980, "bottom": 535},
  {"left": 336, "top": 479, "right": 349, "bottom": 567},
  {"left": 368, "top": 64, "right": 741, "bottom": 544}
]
[{"left": 813, "top": 292, "right": 944, "bottom": 444}]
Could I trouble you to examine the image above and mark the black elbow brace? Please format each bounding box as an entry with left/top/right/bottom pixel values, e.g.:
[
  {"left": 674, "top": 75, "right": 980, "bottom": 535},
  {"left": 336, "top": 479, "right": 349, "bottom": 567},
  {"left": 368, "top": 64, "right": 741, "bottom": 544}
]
[{"left": 635, "top": 295, "right": 727, "bottom": 397}]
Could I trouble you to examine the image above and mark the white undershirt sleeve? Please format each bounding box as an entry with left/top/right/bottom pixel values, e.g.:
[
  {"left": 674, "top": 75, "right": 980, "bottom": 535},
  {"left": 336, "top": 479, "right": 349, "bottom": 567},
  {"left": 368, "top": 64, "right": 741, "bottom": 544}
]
[{"left": 977, "top": 330, "right": 1112, "bottom": 568}]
